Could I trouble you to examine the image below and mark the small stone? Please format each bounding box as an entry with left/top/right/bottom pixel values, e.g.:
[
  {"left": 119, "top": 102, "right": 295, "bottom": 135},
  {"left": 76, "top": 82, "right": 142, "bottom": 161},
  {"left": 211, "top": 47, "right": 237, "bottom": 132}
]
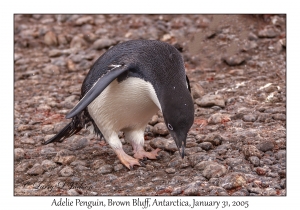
[
  {"left": 199, "top": 142, "right": 213, "bottom": 151},
  {"left": 209, "top": 186, "right": 229, "bottom": 196},
  {"left": 280, "top": 178, "right": 286, "bottom": 189},
  {"left": 17, "top": 124, "right": 33, "bottom": 132},
  {"left": 242, "top": 145, "right": 262, "bottom": 159},
  {"left": 153, "top": 122, "right": 169, "bottom": 135},
  {"left": 42, "top": 64, "right": 60, "bottom": 75},
  {"left": 199, "top": 161, "right": 227, "bottom": 179},
  {"left": 67, "top": 189, "right": 80, "bottom": 196},
  {"left": 272, "top": 114, "right": 286, "bottom": 121},
  {"left": 91, "top": 159, "right": 105, "bottom": 169},
  {"left": 207, "top": 113, "right": 231, "bottom": 125},
  {"left": 20, "top": 137, "right": 35, "bottom": 144},
  {"left": 219, "top": 172, "right": 247, "bottom": 190},
  {"left": 228, "top": 69, "right": 244, "bottom": 76},
  {"left": 48, "top": 49, "right": 62, "bottom": 57},
  {"left": 14, "top": 148, "right": 25, "bottom": 160},
  {"left": 226, "top": 158, "right": 243, "bottom": 168},
  {"left": 41, "top": 160, "right": 57, "bottom": 171},
  {"left": 223, "top": 55, "right": 245, "bottom": 66},
  {"left": 165, "top": 168, "right": 176, "bottom": 174},
  {"left": 44, "top": 31, "right": 57, "bottom": 46},
  {"left": 93, "top": 38, "right": 115, "bottom": 50},
  {"left": 27, "top": 164, "right": 45, "bottom": 175},
  {"left": 258, "top": 26, "right": 278, "bottom": 38},
  {"left": 191, "top": 83, "right": 205, "bottom": 99},
  {"left": 59, "top": 166, "right": 74, "bottom": 177},
  {"left": 231, "top": 188, "right": 250, "bottom": 196},
  {"left": 98, "top": 164, "right": 113, "bottom": 174},
  {"left": 57, "top": 34, "right": 68, "bottom": 45},
  {"left": 203, "top": 133, "right": 223, "bottom": 146},
  {"left": 195, "top": 94, "right": 225, "bottom": 108},
  {"left": 188, "top": 152, "right": 208, "bottom": 167},
  {"left": 275, "top": 150, "right": 286, "bottom": 160},
  {"left": 69, "top": 138, "right": 89, "bottom": 151},
  {"left": 150, "top": 137, "right": 177, "bottom": 152},
  {"left": 257, "top": 141, "right": 274, "bottom": 152},
  {"left": 242, "top": 114, "right": 257, "bottom": 122},
  {"left": 54, "top": 155, "right": 76, "bottom": 165},
  {"left": 263, "top": 187, "right": 277, "bottom": 196},
  {"left": 249, "top": 156, "right": 260, "bottom": 166},
  {"left": 40, "top": 147, "right": 56, "bottom": 156},
  {"left": 42, "top": 124, "right": 54, "bottom": 134},
  {"left": 70, "top": 35, "right": 87, "bottom": 49},
  {"left": 233, "top": 164, "right": 252, "bottom": 173},
  {"left": 15, "top": 162, "right": 32, "bottom": 172},
  {"left": 75, "top": 16, "right": 94, "bottom": 26},
  {"left": 247, "top": 187, "right": 262, "bottom": 195},
  {"left": 114, "top": 164, "right": 124, "bottom": 171}
]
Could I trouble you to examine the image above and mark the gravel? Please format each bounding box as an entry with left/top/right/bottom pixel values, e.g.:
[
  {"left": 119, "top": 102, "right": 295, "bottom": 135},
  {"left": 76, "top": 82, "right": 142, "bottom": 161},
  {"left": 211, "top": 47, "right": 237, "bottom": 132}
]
[{"left": 14, "top": 14, "right": 286, "bottom": 196}]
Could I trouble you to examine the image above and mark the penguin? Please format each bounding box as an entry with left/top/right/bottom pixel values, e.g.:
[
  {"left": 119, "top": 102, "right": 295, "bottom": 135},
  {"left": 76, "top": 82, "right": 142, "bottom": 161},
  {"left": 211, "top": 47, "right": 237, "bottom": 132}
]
[{"left": 44, "top": 39, "right": 194, "bottom": 169}]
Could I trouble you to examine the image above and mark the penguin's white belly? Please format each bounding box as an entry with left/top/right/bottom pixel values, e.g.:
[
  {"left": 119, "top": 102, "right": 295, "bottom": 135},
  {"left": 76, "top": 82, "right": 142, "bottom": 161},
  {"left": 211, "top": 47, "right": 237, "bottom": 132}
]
[{"left": 88, "top": 77, "right": 161, "bottom": 136}]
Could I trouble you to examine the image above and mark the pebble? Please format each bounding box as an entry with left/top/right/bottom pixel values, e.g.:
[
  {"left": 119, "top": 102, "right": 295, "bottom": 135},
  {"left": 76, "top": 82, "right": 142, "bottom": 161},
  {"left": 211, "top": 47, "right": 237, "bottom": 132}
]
[
  {"left": 233, "top": 164, "right": 252, "bottom": 173},
  {"left": 67, "top": 189, "right": 80, "bottom": 196},
  {"left": 44, "top": 31, "right": 57, "bottom": 46},
  {"left": 42, "top": 124, "right": 54, "bottom": 134},
  {"left": 258, "top": 26, "right": 278, "bottom": 38},
  {"left": 209, "top": 186, "right": 229, "bottom": 196},
  {"left": 242, "top": 114, "right": 257, "bottom": 122},
  {"left": 57, "top": 34, "right": 68, "bottom": 45},
  {"left": 247, "top": 187, "right": 262, "bottom": 195},
  {"left": 98, "top": 165, "right": 113, "bottom": 174},
  {"left": 41, "top": 160, "right": 57, "bottom": 171},
  {"left": 69, "top": 138, "right": 89, "bottom": 151},
  {"left": 201, "top": 162, "right": 227, "bottom": 179},
  {"left": 191, "top": 83, "right": 205, "bottom": 99},
  {"left": 70, "top": 35, "right": 87, "bottom": 49},
  {"left": 15, "top": 148, "right": 25, "bottom": 160},
  {"left": 195, "top": 94, "right": 225, "bottom": 108},
  {"left": 249, "top": 156, "right": 260, "bottom": 166},
  {"left": 148, "top": 115, "right": 158, "bottom": 126},
  {"left": 54, "top": 155, "right": 76, "bottom": 165},
  {"left": 226, "top": 158, "right": 243, "bottom": 168},
  {"left": 198, "top": 142, "right": 213, "bottom": 151},
  {"left": 15, "top": 162, "right": 32, "bottom": 172},
  {"left": 150, "top": 137, "right": 177, "bottom": 152},
  {"left": 153, "top": 122, "right": 169, "bottom": 135},
  {"left": 93, "top": 38, "right": 115, "bottom": 50},
  {"left": 75, "top": 16, "right": 94, "bottom": 26},
  {"left": 188, "top": 152, "right": 208, "bottom": 167},
  {"left": 48, "top": 49, "right": 62, "bottom": 57},
  {"left": 42, "top": 64, "right": 60, "bottom": 75},
  {"left": 203, "top": 133, "right": 223, "bottom": 146},
  {"left": 219, "top": 172, "right": 247, "bottom": 190},
  {"left": 275, "top": 150, "right": 286, "bottom": 160},
  {"left": 114, "top": 164, "right": 124, "bottom": 171},
  {"left": 223, "top": 55, "right": 245, "bottom": 66},
  {"left": 207, "top": 113, "right": 231, "bottom": 125},
  {"left": 20, "top": 137, "right": 35, "bottom": 144},
  {"left": 165, "top": 168, "right": 176, "bottom": 174},
  {"left": 17, "top": 124, "right": 33, "bottom": 132},
  {"left": 231, "top": 188, "right": 250, "bottom": 196},
  {"left": 40, "top": 147, "right": 56, "bottom": 156},
  {"left": 257, "top": 141, "right": 274, "bottom": 152},
  {"left": 27, "top": 163, "right": 45, "bottom": 175},
  {"left": 59, "top": 166, "right": 74, "bottom": 177},
  {"left": 242, "top": 145, "right": 262, "bottom": 159}
]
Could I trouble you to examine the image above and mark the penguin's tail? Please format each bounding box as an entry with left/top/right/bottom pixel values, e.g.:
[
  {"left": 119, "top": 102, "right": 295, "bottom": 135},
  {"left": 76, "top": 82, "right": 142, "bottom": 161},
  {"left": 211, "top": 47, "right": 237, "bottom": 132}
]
[{"left": 43, "top": 117, "right": 83, "bottom": 145}]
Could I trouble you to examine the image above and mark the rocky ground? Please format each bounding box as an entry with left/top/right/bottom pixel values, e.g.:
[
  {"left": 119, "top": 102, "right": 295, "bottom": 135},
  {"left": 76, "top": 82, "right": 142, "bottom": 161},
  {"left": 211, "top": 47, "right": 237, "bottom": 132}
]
[{"left": 14, "top": 14, "right": 286, "bottom": 196}]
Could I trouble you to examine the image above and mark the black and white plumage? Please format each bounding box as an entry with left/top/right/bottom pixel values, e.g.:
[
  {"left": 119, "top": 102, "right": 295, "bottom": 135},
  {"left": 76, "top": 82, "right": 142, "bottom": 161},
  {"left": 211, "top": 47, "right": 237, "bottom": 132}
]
[{"left": 44, "top": 40, "right": 194, "bottom": 169}]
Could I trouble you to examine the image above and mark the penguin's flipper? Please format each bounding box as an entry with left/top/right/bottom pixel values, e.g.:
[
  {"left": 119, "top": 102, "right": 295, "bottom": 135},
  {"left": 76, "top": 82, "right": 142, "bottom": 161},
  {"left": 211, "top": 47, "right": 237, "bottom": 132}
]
[
  {"left": 43, "top": 120, "right": 83, "bottom": 144},
  {"left": 66, "top": 64, "right": 131, "bottom": 119}
]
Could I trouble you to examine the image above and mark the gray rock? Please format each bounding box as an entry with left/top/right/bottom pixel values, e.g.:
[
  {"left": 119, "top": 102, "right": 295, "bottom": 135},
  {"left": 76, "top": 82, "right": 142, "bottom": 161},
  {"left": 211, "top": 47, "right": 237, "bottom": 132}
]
[
  {"left": 188, "top": 152, "right": 208, "bottom": 167},
  {"left": 272, "top": 114, "right": 286, "bottom": 121},
  {"left": 223, "top": 55, "right": 245, "bottom": 66},
  {"left": 27, "top": 164, "right": 45, "bottom": 175},
  {"left": 226, "top": 158, "right": 243, "bottom": 168},
  {"left": 20, "top": 137, "right": 35, "bottom": 144},
  {"left": 242, "top": 145, "right": 262, "bottom": 159},
  {"left": 191, "top": 83, "right": 205, "bottom": 99},
  {"left": 153, "top": 122, "right": 169, "bottom": 135},
  {"left": 98, "top": 164, "right": 113, "bottom": 174},
  {"left": 41, "top": 160, "right": 57, "bottom": 171},
  {"left": 207, "top": 113, "right": 230, "bottom": 125},
  {"left": 280, "top": 178, "right": 286, "bottom": 189},
  {"left": 42, "top": 124, "right": 54, "bottom": 134},
  {"left": 59, "top": 166, "right": 74, "bottom": 177},
  {"left": 258, "top": 26, "right": 279, "bottom": 38},
  {"left": 203, "top": 133, "right": 223, "bottom": 146},
  {"left": 249, "top": 156, "right": 260, "bottom": 166},
  {"left": 69, "top": 138, "right": 89, "bottom": 151},
  {"left": 275, "top": 150, "right": 286, "bottom": 160},
  {"left": 233, "top": 164, "right": 252, "bottom": 173},
  {"left": 231, "top": 188, "right": 250, "bottom": 196},
  {"left": 48, "top": 49, "right": 62, "bottom": 57},
  {"left": 247, "top": 187, "right": 263, "bottom": 195},
  {"left": 209, "top": 186, "right": 229, "bottom": 196},
  {"left": 202, "top": 162, "right": 227, "bottom": 179},
  {"left": 150, "top": 137, "right": 177, "bottom": 152},
  {"left": 257, "top": 141, "right": 274, "bottom": 152},
  {"left": 114, "top": 164, "right": 124, "bottom": 171},
  {"left": 42, "top": 64, "right": 60, "bottom": 75},
  {"left": 262, "top": 187, "right": 277, "bottom": 196},
  {"left": 75, "top": 16, "right": 94, "bottom": 26},
  {"left": 14, "top": 148, "right": 25, "bottom": 160},
  {"left": 195, "top": 94, "right": 225, "bottom": 108},
  {"left": 70, "top": 35, "right": 87, "bottom": 49},
  {"left": 93, "top": 38, "right": 115, "bottom": 50},
  {"left": 199, "top": 142, "right": 213, "bottom": 151},
  {"left": 219, "top": 172, "right": 247, "bottom": 190},
  {"left": 67, "top": 189, "right": 80, "bottom": 196},
  {"left": 40, "top": 147, "right": 56, "bottom": 156},
  {"left": 165, "top": 168, "right": 176, "bottom": 174},
  {"left": 242, "top": 114, "right": 257, "bottom": 122},
  {"left": 15, "top": 162, "right": 32, "bottom": 172},
  {"left": 182, "top": 181, "right": 202, "bottom": 195}
]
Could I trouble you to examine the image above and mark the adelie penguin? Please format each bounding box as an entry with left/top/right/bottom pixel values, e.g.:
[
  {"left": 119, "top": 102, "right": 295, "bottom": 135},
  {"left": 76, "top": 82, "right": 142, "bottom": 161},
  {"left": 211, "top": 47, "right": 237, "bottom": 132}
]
[{"left": 44, "top": 39, "right": 194, "bottom": 169}]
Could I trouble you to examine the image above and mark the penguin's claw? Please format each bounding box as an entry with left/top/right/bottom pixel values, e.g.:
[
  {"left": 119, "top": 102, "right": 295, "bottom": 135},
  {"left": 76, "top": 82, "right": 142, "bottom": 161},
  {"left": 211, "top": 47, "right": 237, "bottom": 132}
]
[
  {"left": 133, "top": 148, "right": 161, "bottom": 160},
  {"left": 115, "top": 148, "right": 141, "bottom": 170}
]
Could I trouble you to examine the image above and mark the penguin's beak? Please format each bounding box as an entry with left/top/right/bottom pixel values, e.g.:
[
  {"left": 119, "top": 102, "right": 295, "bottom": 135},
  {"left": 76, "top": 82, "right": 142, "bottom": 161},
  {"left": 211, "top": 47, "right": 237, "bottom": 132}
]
[{"left": 170, "top": 131, "right": 187, "bottom": 159}]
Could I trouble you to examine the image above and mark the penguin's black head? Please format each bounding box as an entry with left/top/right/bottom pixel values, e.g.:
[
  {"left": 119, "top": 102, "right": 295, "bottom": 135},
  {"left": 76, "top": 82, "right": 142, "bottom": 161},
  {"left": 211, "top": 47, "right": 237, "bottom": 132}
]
[{"left": 161, "top": 84, "right": 194, "bottom": 159}]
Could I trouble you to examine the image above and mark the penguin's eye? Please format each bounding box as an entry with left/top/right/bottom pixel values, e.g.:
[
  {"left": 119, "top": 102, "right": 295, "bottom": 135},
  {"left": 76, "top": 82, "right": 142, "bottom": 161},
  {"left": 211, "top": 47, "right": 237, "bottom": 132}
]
[{"left": 167, "top": 123, "right": 173, "bottom": 130}]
